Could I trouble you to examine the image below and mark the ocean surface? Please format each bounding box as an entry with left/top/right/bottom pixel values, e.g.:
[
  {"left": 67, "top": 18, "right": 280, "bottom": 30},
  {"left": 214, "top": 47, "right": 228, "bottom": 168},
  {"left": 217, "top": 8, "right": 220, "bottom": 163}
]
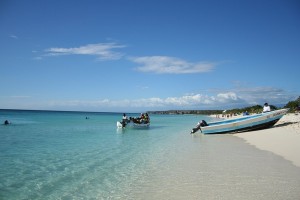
[{"left": 1, "top": 109, "right": 300, "bottom": 200}]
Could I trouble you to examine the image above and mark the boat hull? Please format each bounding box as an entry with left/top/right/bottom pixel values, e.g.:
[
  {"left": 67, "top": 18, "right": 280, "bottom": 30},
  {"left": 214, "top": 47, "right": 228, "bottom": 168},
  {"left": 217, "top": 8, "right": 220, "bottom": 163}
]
[
  {"left": 131, "top": 122, "right": 150, "bottom": 128},
  {"left": 201, "top": 109, "right": 288, "bottom": 134},
  {"left": 117, "top": 121, "right": 150, "bottom": 128}
]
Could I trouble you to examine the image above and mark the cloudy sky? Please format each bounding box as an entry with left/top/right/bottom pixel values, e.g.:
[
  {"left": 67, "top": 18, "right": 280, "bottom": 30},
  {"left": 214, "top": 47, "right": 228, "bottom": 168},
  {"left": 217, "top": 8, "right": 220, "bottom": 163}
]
[{"left": 1, "top": 0, "right": 299, "bottom": 112}]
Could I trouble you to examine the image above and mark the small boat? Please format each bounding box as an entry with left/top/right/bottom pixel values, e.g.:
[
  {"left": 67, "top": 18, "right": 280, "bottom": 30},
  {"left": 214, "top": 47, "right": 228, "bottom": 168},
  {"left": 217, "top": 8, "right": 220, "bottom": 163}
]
[
  {"left": 191, "top": 108, "right": 289, "bottom": 134},
  {"left": 117, "top": 113, "right": 150, "bottom": 128}
]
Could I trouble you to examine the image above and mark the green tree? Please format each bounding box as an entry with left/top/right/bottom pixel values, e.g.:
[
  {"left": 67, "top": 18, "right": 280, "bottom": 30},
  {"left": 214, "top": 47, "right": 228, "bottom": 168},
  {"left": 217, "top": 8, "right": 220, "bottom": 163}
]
[{"left": 284, "top": 96, "right": 300, "bottom": 112}]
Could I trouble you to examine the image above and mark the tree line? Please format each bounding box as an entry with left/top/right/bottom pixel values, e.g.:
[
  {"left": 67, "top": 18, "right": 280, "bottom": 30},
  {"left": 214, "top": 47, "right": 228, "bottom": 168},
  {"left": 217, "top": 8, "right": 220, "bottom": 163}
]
[{"left": 148, "top": 96, "right": 300, "bottom": 115}]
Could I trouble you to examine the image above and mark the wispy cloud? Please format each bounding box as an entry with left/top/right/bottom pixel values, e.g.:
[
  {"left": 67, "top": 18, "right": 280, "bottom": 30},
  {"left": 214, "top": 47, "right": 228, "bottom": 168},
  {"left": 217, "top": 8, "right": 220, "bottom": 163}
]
[
  {"left": 40, "top": 43, "right": 217, "bottom": 74},
  {"left": 9, "top": 34, "right": 18, "bottom": 39},
  {"left": 129, "top": 56, "right": 216, "bottom": 74},
  {"left": 44, "top": 43, "right": 126, "bottom": 60}
]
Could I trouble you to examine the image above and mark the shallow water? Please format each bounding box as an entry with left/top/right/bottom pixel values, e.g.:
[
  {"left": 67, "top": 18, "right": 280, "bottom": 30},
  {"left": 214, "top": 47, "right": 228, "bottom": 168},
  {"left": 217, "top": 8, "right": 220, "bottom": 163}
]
[{"left": 1, "top": 110, "right": 300, "bottom": 199}]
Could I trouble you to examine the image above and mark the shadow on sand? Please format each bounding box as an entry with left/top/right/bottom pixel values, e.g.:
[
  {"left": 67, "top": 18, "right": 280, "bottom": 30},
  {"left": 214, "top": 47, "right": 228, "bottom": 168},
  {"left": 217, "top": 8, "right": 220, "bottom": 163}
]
[{"left": 273, "top": 121, "right": 299, "bottom": 128}]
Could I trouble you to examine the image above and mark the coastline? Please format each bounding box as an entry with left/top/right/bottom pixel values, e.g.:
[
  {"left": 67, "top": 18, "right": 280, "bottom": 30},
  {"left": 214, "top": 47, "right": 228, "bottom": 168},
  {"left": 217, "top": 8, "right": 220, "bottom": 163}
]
[{"left": 234, "top": 113, "right": 300, "bottom": 167}]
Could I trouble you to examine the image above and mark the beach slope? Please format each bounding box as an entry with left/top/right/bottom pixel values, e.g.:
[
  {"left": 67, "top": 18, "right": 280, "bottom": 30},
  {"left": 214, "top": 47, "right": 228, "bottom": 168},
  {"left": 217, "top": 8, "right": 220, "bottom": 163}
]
[{"left": 235, "top": 114, "right": 300, "bottom": 167}]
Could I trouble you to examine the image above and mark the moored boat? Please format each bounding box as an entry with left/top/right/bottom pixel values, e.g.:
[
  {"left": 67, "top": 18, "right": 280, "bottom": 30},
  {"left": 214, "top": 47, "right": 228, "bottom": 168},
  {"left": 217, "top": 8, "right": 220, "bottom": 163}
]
[{"left": 191, "top": 108, "right": 289, "bottom": 134}]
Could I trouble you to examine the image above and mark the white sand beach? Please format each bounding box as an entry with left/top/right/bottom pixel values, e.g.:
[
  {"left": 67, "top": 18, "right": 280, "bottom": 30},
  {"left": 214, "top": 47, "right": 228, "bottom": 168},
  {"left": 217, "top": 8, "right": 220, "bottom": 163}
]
[{"left": 234, "top": 113, "right": 300, "bottom": 167}]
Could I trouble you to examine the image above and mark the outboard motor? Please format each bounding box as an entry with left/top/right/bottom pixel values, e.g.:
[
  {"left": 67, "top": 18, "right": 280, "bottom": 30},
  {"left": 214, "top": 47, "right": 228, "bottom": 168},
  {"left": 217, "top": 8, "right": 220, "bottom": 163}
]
[{"left": 191, "top": 120, "right": 208, "bottom": 134}]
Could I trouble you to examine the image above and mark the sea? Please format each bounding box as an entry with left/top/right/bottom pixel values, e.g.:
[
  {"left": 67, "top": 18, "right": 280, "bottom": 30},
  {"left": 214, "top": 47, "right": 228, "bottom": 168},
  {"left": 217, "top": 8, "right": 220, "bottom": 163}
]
[{"left": 1, "top": 109, "right": 300, "bottom": 200}]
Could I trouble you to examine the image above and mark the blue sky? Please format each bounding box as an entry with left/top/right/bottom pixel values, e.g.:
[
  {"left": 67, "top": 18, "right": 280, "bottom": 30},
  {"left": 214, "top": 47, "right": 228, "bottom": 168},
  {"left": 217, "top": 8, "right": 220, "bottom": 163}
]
[{"left": 1, "top": 0, "right": 299, "bottom": 112}]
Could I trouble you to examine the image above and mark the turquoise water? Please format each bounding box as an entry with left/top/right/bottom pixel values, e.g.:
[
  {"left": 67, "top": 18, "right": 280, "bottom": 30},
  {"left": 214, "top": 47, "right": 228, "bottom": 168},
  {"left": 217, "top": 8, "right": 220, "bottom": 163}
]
[{"left": 1, "top": 110, "right": 300, "bottom": 199}]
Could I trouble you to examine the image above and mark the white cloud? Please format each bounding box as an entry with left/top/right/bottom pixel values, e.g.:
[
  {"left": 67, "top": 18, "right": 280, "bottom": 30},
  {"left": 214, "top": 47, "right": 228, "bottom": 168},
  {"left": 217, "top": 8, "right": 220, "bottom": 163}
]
[
  {"left": 230, "top": 87, "right": 293, "bottom": 105},
  {"left": 217, "top": 92, "right": 239, "bottom": 102},
  {"left": 2, "top": 87, "right": 296, "bottom": 112},
  {"left": 42, "top": 86, "right": 297, "bottom": 111},
  {"left": 40, "top": 44, "right": 217, "bottom": 74},
  {"left": 129, "top": 56, "right": 215, "bottom": 74},
  {"left": 44, "top": 43, "right": 126, "bottom": 60},
  {"left": 43, "top": 92, "right": 244, "bottom": 111}
]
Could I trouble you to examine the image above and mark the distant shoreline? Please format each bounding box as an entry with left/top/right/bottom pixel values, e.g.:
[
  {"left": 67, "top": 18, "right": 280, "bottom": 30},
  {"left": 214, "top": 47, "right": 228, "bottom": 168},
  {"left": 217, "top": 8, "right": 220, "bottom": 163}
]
[{"left": 147, "top": 110, "right": 223, "bottom": 115}]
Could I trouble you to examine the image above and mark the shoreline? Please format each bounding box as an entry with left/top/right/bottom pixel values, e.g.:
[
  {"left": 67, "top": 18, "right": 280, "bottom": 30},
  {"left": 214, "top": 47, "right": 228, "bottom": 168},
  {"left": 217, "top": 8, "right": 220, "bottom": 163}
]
[{"left": 234, "top": 113, "right": 300, "bottom": 167}]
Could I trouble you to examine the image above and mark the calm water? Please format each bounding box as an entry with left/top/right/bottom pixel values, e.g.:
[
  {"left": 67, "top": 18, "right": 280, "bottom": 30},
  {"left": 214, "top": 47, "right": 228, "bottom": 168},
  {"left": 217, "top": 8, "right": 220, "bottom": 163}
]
[{"left": 1, "top": 110, "right": 300, "bottom": 200}]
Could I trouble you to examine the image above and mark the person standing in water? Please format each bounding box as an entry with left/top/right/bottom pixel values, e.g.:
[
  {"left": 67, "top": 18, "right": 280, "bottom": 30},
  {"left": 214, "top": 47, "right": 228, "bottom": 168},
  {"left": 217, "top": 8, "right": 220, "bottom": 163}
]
[{"left": 122, "top": 113, "right": 128, "bottom": 127}]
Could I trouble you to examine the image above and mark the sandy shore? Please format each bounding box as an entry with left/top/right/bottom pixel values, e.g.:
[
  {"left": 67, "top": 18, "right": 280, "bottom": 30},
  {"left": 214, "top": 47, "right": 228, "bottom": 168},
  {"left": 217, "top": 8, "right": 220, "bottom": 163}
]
[{"left": 234, "top": 113, "right": 300, "bottom": 167}]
